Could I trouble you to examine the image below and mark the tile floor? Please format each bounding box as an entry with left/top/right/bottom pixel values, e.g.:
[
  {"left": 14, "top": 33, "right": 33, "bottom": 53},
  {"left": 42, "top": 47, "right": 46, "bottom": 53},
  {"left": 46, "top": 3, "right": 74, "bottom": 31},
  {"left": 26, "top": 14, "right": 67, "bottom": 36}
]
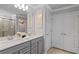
[{"left": 47, "top": 48, "right": 73, "bottom": 54}]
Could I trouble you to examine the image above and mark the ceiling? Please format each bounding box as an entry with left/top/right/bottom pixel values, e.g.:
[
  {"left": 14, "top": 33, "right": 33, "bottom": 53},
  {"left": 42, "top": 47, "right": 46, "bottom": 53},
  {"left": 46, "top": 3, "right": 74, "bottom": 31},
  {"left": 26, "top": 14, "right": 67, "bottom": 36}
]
[
  {"left": 0, "top": 4, "right": 79, "bottom": 15},
  {"left": 0, "top": 4, "right": 28, "bottom": 15},
  {"left": 49, "top": 4, "right": 73, "bottom": 10},
  {"left": 0, "top": 4, "right": 43, "bottom": 14},
  {"left": 48, "top": 4, "right": 79, "bottom": 14}
]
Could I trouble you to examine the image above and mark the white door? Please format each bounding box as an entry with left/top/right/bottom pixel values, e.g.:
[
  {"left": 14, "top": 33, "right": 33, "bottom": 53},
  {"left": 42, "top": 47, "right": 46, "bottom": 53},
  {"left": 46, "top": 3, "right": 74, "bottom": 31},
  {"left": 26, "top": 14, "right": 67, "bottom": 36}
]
[
  {"left": 44, "top": 11, "right": 52, "bottom": 53},
  {"left": 52, "top": 13, "right": 79, "bottom": 53},
  {"left": 63, "top": 14, "right": 78, "bottom": 52},
  {"left": 53, "top": 15, "right": 64, "bottom": 48}
]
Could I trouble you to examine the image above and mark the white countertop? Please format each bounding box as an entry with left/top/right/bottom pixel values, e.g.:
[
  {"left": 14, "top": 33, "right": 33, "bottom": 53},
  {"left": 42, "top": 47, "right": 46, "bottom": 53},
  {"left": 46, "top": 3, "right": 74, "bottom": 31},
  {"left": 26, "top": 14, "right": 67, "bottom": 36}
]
[{"left": 0, "top": 34, "right": 43, "bottom": 51}]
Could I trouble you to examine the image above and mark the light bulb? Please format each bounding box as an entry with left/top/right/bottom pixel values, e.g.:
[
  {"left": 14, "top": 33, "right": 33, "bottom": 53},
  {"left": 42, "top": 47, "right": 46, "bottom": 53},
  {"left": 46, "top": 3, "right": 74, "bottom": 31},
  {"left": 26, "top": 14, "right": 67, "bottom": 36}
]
[
  {"left": 19, "top": 7, "right": 22, "bottom": 9},
  {"left": 14, "top": 4, "right": 18, "bottom": 8},
  {"left": 23, "top": 8, "right": 26, "bottom": 11},
  {"left": 14, "top": 4, "right": 20, "bottom": 8},
  {"left": 18, "top": 4, "right": 22, "bottom": 9},
  {"left": 14, "top": 4, "right": 28, "bottom": 11},
  {"left": 17, "top": 4, "right": 20, "bottom": 7},
  {"left": 21, "top": 4, "right": 24, "bottom": 8},
  {"left": 25, "top": 5, "right": 28, "bottom": 10}
]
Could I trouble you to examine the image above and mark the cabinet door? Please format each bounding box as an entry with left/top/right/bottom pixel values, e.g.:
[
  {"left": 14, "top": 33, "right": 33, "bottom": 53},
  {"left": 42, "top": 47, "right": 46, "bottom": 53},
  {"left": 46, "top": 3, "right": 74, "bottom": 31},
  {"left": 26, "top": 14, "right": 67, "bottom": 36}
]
[
  {"left": 12, "top": 51, "right": 19, "bottom": 54},
  {"left": 53, "top": 15, "right": 64, "bottom": 49},
  {"left": 30, "top": 37, "right": 44, "bottom": 54},
  {"left": 31, "top": 47, "right": 37, "bottom": 54},
  {"left": 37, "top": 38, "right": 44, "bottom": 54},
  {"left": 63, "top": 14, "right": 76, "bottom": 52},
  {"left": 30, "top": 39, "right": 38, "bottom": 54},
  {"left": 52, "top": 13, "right": 79, "bottom": 53}
]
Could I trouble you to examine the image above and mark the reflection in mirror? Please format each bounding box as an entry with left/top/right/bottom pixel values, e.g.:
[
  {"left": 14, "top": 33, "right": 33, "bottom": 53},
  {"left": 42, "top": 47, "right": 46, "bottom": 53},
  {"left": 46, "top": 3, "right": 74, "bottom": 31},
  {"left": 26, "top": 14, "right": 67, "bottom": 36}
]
[
  {"left": 0, "top": 17, "right": 15, "bottom": 37},
  {"left": 18, "top": 15, "right": 25, "bottom": 32},
  {"left": 17, "top": 15, "right": 27, "bottom": 32}
]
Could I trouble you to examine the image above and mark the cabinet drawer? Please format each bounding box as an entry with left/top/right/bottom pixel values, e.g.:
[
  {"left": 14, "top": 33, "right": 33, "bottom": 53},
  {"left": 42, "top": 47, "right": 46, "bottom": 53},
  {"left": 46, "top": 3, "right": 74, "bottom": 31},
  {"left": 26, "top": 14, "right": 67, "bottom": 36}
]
[
  {"left": 20, "top": 47, "right": 30, "bottom": 54},
  {"left": 0, "top": 41, "right": 30, "bottom": 54},
  {"left": 37, "top": 37, "right": 44, "bottom": 54}
]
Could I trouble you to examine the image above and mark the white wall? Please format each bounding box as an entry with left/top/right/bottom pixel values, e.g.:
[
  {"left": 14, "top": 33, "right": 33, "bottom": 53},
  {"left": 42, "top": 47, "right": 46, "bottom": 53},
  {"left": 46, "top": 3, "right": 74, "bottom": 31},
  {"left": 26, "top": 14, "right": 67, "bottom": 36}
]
[{"left": 44, "top": 7, "right": 52, "bottom": 53}]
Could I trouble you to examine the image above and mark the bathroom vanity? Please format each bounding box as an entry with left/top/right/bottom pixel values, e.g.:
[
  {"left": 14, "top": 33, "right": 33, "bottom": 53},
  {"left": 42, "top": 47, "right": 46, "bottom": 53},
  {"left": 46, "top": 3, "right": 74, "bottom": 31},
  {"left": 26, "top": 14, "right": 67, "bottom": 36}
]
[{"left": 0, "top": 35, "right": 44, "bottom": 54}]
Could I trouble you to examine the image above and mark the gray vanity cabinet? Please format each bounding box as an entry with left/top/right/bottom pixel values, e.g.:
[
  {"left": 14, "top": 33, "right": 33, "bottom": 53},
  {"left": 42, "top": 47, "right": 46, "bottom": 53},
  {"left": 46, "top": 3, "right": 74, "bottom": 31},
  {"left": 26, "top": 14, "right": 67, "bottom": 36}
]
[
  {"left": 19, "top": 41, "right": 30, "bottom": 54},
  {"left": 37, "top": 37, "right": 44, "bottom": 54},
  {"left": 0, "top": 36, "right": 44, "bottom": 54},
  {"left": 12, "top": 51, "right": 19, "bottom": 54},
  {"left": 0, "top": 41, "right": 30, "bottom": 54},
  {"left": 19, "top": 46, "right": 30, "bottom": 54},
  {"left": 30, "top": 36, "right": 44, "bottom": 54},
  {"left": 30, "top": 39, "right": 38, "bottom": 54}
]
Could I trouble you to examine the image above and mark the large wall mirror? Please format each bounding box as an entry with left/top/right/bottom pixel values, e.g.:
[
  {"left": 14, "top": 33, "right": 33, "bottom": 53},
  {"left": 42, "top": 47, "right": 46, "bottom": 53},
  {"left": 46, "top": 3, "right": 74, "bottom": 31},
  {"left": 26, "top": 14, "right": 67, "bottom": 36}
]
[{"left": 0, "top": 17, "right": 15, "bottom": 37}]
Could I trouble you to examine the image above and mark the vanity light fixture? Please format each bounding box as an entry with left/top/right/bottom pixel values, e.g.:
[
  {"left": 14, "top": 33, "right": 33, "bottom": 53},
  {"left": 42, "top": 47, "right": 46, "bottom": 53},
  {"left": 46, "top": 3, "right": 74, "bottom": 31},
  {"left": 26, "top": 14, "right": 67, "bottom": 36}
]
[{"left": 14, "top": 4, "right": 28, "bottom": 11}]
